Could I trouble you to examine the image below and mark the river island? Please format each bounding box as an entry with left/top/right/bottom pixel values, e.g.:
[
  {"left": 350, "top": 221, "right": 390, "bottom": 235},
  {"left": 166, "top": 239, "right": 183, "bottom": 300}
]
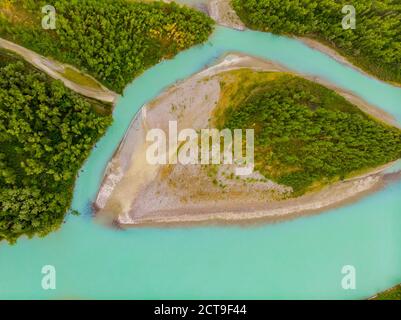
[{"left": 95, "top": 53, "right": 401, "bottom": 226}]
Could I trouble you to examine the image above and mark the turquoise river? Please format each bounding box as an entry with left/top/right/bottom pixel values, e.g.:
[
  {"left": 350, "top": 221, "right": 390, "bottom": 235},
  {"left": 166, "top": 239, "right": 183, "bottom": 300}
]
[{"left": 1, "top": 26, "right": 401, "bottom": 299}]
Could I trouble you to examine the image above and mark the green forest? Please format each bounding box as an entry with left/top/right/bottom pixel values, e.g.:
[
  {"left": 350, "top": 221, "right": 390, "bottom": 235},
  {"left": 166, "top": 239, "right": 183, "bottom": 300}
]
[
  {"left": 0, "top": 50, "right": 112, "bottom": 243},
  {"left": 0, "top": 0, "right": 214, "bottom": 93},
  {"left": 232, "top": 0, "right": 401, "bottom": 85},
  {"left": 219, "top": 72, "right": 401, "bottom": 195}
]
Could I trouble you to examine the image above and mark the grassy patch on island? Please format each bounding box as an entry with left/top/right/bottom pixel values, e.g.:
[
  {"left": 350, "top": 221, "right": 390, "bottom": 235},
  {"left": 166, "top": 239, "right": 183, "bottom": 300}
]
[{"left": 61, "top": 66, "right": 103, "bottom": 90}]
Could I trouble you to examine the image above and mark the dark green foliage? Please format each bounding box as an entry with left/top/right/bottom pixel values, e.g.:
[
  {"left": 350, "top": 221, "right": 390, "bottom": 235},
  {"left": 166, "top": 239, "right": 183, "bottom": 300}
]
[
  {"left": 0, "top": 0, "right": 212, "bottom": 242},
  {"left": 220, "top": 75, "right": 401, "bottom": 194},
  {"left": 0, "top": 51, "right": 112, "bottom": 243},
  {"left": 0, "top": 0, "right": 214, "bottom": 93},
  {"left": 233, "top": 0, "right": 401, "bottom": 85},
  {"left": 374, "top": 284, "right": 401, "bottom": 300}
]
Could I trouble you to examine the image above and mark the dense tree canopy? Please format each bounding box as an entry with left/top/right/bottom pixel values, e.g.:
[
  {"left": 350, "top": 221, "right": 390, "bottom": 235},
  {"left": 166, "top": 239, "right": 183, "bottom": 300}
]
[
  {"left": 219, "top": 73, "right": 401, "bottom": 194},
  {"left": 0, "top": 51, "right": 112, "bottom": 243},
  {"left": 233, "top": 0, "right": 401, "bottom": 85},
  {"left": 0, "top": 0, "right": 214, "bottom": 92},
  {"left": 0, "top": 0, "right": 213, "bottom": 242}
]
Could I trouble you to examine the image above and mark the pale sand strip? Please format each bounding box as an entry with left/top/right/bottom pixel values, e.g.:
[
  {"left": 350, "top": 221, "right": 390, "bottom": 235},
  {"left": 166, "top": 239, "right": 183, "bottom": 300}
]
[
  {"left": 207, "top": 0, "right": 245, "bottom": 30},
  {"left": 0, "top": 37, "right": 119, "bottom": 104},
  {"left": 119, "top": 171, "right": 401, "bottom": 228},
  {"left": 297, "top": 37, "right": 401, "bottom": 89},
  {"left": 119, "top": 176, "right": 381, "bottom": 226}
]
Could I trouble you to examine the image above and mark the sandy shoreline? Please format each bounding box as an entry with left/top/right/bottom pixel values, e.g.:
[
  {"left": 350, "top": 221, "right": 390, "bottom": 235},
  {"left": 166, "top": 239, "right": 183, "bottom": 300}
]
[
  {"left": 94, "top": 52, "right": 401, "bottom": 227},
  {"left": 120, "top": 171, "right": 401, "bottom": 228},
  {"left": 207, "top": 0, "right": 245, "bottom": 30},
  {"left": 297, "top": 37, "right": 401, "bottom": 89},
  {"left": 115, "top": 161, "right": 398, "bottom": 227}
]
